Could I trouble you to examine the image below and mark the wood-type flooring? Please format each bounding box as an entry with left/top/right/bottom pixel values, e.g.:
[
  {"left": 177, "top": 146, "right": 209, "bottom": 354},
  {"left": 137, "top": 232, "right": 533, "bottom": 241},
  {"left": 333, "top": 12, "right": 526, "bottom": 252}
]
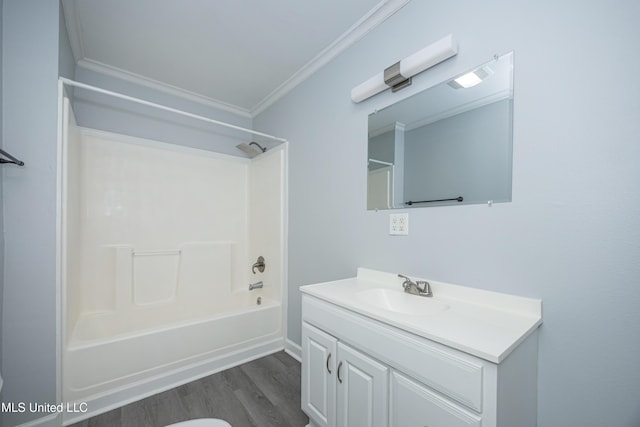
[{"left": 69, "top": 351, "right": 308, "bottom": 427}]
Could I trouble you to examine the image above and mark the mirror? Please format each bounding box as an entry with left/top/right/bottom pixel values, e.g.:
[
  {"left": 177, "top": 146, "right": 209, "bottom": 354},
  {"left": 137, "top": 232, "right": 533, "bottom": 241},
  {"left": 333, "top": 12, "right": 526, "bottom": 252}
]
[{"left": 367, "top": 52, "right": 514, "bottom": 210}]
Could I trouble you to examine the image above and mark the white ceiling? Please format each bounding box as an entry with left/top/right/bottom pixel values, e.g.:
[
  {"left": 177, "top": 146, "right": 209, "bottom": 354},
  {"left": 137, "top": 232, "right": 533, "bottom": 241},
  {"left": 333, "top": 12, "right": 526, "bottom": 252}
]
[{"left": 62, "top": 0, "right": 409, "bottom": 117}]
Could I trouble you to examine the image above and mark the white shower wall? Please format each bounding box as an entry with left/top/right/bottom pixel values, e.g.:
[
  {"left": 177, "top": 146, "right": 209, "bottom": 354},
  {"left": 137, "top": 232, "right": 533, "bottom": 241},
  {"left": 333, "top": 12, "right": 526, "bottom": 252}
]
[
  {"left": 61, "top": 98, "right": 286, "bottom": 414},
  {"left": 62, "top": 98, "right": 284, "bottom": 345},
  {"left": 76, "top": 129, "right": 248, "bottom": 312},
  {"left": 248, "top": 146, "right": 285, "bottom": 304}
]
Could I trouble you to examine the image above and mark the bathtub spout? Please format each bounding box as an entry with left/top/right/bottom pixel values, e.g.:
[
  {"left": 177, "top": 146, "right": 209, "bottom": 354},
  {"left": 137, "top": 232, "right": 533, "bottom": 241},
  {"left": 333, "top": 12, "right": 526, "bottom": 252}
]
[{"left": 249, "top": 281, "right": 264, "bottom": 291}]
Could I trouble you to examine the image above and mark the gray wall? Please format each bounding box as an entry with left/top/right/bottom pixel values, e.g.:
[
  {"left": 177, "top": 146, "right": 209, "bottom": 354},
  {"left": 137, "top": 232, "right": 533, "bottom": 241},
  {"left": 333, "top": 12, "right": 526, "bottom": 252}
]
[
  {"left": 72, "top": 67, "right": 257, "bottom": 156},
  {"left": 368, "top": 129, "right": 394, "bottom": 169},
  {"left": 1, "top": 1, "right": 68, "bottom": 425},
  {"left": 1, "top": 1, "right": 639, "bottom": 426},
  {"left": 0, "top": 3, "right": 254, "bottom": 426},
  {"left": 0, "top": 0, "right": 4, "bottom": 385},
  {"left": 59, "top": 4, "right": 74, "bottom": 80},
  {"left": 254, "top": 1, "right": 640, "bottom": 426}
]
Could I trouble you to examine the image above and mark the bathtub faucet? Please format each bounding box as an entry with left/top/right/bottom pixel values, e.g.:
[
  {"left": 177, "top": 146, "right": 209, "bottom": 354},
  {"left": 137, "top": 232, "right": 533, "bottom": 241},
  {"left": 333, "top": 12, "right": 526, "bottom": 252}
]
[{"left": 249, "top": 281, "right": 264, "bottom": 291}]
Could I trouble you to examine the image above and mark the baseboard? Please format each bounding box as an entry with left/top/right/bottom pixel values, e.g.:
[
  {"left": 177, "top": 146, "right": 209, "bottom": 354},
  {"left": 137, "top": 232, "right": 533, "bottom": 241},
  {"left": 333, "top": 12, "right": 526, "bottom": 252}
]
[
  {"left": 62, "top": 338, "right": 283, "bottom": 425},
  {"left": 284, "top": 338, "right": 302, "bottom": 362}
]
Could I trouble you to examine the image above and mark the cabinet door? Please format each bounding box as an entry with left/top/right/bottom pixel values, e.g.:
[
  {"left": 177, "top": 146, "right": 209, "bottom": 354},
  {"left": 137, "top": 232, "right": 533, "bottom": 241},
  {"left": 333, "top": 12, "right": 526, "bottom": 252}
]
[
  {"left": 302, "top": 322, "right": 338, "bottom": 427},
  {"left": 390, "top": 372, "right": 482, "bottom": 427},
  {"left": 336, "top": 342, "right": 388, "bottom": 427}
]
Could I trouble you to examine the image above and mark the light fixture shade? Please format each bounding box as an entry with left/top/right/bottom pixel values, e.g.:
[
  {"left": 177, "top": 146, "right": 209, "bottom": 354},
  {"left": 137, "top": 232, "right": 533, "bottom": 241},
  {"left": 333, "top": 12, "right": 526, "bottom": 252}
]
[
  {"left": 351, "top": 34, "right": 457, "bottom": 103},
  {"left": 399, "top": 34, "right": 457, "bottom": 78},
  {"left": 351, "top": 72, "right": 388, "bottom": 103}
]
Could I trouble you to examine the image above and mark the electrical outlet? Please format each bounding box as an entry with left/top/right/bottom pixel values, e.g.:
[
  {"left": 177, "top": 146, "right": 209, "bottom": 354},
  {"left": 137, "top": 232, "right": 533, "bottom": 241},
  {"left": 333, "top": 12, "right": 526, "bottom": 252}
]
[{"left": 389, "top": 213, "right": 409, "bottom": 235}]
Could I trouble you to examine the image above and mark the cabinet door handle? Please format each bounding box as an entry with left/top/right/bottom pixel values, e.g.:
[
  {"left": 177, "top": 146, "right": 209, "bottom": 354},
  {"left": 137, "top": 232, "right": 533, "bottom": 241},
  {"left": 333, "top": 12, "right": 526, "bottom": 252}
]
[
  {"left": 337, "top": 361, "right": 343, "bottom": 384},
  {"left": 326, "top": 353, "right": 332, "bottom": 374}
]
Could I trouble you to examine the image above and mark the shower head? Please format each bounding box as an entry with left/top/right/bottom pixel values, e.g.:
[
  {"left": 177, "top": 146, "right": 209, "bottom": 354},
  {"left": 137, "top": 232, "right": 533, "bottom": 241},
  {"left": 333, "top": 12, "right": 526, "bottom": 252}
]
[{"left": 236, "top": 141, "right": 267, "bottom": 158}]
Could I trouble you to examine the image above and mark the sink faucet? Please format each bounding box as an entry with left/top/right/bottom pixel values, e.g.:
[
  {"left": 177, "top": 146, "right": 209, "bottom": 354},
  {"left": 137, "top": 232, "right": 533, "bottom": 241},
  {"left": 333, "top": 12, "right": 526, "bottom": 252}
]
[{"left": 398, "top": 274, "right": 432, "bottom": 297}]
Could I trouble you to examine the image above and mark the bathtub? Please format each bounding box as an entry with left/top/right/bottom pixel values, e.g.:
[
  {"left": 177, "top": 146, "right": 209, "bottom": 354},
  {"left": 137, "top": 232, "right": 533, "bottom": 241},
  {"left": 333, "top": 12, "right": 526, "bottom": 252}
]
[
  {"left": 60, "top": 102, "right": 287, "bottom": 424},
  {"left": 63, "top": 291, "right": 282, "bottom": 423}
]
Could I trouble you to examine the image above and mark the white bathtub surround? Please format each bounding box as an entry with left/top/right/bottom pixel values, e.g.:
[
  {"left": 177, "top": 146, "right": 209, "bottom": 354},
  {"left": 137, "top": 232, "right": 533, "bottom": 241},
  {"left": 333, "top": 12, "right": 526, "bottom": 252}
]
[
  {"left": 64, "top": 307, "right": 282, "bottom": 424},
  {"left": 301, "top": 268, "right": 542, "bottom": 427},
  {"left": 59, "top": 98, "right": 287, "bottom": 423}
]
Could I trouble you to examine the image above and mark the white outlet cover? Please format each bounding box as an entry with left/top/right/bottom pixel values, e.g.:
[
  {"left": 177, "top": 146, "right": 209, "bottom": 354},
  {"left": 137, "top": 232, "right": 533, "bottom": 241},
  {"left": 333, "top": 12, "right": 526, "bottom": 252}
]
[{"left": 389, "top": 213, "right": 409, "bottom": 235}]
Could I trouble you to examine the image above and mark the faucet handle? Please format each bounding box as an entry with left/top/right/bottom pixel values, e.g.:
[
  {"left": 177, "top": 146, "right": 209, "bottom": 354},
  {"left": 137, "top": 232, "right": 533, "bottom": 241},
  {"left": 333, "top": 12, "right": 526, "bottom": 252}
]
[
  {"left": 416, "top": 280, "right": 433, "bottom": 297},
  {"left": 252, "top": 256, "right": 265, "bottom": 274},
  {"left": 397, "top": 274, "right": 412, "bottom": 288}
]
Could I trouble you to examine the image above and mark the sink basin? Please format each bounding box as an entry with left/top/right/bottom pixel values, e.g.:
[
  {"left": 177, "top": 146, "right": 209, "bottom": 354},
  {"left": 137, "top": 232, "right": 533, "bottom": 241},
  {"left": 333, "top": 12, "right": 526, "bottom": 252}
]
[{"left": 356, "top": 288, "right": 450, "bottom": 316}]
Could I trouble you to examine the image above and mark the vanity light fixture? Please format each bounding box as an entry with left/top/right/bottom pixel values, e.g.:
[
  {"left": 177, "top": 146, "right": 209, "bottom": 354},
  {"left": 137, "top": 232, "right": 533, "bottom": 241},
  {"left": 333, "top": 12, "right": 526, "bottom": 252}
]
[
  {"left": 351, "top": 34, "right": 457, "bottom": 103},
  {"left": 447, "top": 65, "right": 493, "bottom": 89}
]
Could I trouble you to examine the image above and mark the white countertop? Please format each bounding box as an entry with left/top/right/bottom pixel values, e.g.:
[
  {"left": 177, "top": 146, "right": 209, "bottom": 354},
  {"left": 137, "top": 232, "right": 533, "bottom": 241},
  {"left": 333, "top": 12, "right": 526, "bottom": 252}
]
[{"left": 300, "top": 268, "right": 542, "bottom": 363}]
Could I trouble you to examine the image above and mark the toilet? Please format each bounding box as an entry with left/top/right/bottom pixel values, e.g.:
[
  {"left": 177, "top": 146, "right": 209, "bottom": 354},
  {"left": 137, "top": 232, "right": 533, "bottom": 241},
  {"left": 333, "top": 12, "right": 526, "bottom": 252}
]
[{"left": 166, "top": 419, "right": 232, "bottom": 427}]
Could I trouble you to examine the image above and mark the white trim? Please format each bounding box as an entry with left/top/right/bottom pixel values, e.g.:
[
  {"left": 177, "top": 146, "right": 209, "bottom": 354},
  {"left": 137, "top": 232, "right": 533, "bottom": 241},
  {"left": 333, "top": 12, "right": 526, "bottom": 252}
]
[
  {"left": 281, "top": 142, "right": 291, "bottom": 358},
  {"left": 55, "top": 80, "right": 65, "bottom": 427},
  {"left": 251, "top": 0, "right": 410, "bottom": 115},
  {"left": 369, "top": 120, "right": 407, "bottom": 138},
  {"left": 284, "top": 338, "right": 302, "bottom": 363},
  {"left": 62, "top": 339, "right": 283, "bottom": 425},
  {"left": 404, "top": 90, "right": 513, "bottom": 131},
  {"left": 60, "top": 0, "right": 84, "bottom": 63},
  {"left": 76, "top": 58, "right": 253, "bottom": 118},
  {"left": 369, "top": 158, "right": 393, "bottom": 167},
  {"left": 64, "top": 0, "right": 410, "bottom": 117}
]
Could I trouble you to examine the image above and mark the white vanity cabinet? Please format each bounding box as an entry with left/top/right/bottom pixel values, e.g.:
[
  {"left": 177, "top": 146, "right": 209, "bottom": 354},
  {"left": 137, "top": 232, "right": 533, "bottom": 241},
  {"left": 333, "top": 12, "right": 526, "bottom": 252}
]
[
  {"left": 336, "top": 342, "right": 389, "bottom": 427},
  {"left": 302, "top": 322, "right": 336, "bottom": 427},
  {"left": 390, "top": 371, "right": 481, "bottom": 427},
  {"left": 302, "top": 322, "right": 388, "bottom": 427},
  {"left": 300, "top": 269, "right": 543, "bottom": 427}
]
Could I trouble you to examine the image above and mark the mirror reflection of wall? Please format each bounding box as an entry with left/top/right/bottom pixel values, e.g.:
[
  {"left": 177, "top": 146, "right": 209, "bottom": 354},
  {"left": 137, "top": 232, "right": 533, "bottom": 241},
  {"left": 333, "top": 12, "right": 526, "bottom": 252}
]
[
  {"left": 368, "top": 123, "right": 405, "bottom": 209},
  {"left": 367, "top": 129, "right": 395, "bottom": 210},
  {"left": 367, "top": 52, "right": 514, "bottom": 210},
  {"left": 404, "top": 98, "right": 512, "bottom": 205}
]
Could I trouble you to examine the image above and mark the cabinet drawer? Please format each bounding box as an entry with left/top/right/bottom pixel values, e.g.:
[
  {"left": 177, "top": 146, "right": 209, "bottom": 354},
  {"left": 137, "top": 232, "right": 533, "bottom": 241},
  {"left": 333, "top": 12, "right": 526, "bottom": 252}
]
[
  {"left": 303, "top": 295, "right": 484, "bottom": 412},
  {"left": 390, "top": 371, "right": 482, "bottom": 427}
]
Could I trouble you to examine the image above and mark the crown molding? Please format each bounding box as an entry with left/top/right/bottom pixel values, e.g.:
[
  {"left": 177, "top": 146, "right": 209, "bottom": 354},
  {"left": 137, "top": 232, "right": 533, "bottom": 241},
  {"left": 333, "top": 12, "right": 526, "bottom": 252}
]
[
  {"left": 64, "top": 0, "right": 250, "bottom": 117},
  {"left": 251, "top": 0, "right": 411, "bottom": 116},
  {"left": 61, "top": 0, "right": 85, "bottom": 62},
  {"left": 76, "top": 59, "right": 253, "bottom": 118},
  {"left": 404, "top": 89, "right": 512, "bottom": 131},
  {"left": 368, "top": 90, "right": 511, "bottom": 137},
  {"left": 369, "top": 121, "right": 406, "bottom": 138},
  {"left": 64, "top": 0, "right": 410, "bottom": 118}
]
